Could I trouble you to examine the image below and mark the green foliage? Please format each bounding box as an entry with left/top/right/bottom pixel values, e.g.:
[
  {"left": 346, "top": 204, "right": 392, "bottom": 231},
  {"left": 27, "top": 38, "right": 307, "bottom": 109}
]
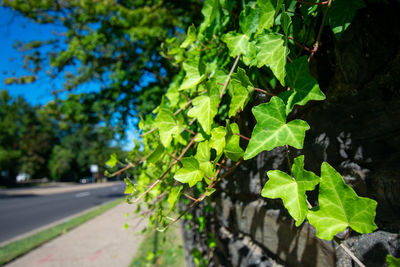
[
  {"left": 387, "top": 255, "right": 400, "bottom": 267},
  {"left": 262, "top": 156, "right": 319, "bottom": 226},
  {"left": 307, "top": 163, "right": 377, "bottom": 240},
  {"left": 243, "top": 97, "right": 310, "bottom": 160}
]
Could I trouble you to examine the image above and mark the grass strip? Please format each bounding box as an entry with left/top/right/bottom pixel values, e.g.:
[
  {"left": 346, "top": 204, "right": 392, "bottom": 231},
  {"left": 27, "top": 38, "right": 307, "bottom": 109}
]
[
  {"left": 0, "top": 197, "right": 124, "bottom": 265},
  {"left": 130, "top": 225, "right": 185, "bottom": 267}
]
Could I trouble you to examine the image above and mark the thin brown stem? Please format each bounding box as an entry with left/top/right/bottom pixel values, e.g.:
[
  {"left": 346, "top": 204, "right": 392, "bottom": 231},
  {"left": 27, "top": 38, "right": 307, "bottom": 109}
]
[
  {"left": 254, "top": 87, "right": 273, "bottom": 96},
  {"left": 184, "top": 193, "right": 198, "bottom": 201},
  {"left": 183, "top": 127, "right": 196, "bottom": 135},
  {"left": 109, "top": 163, "right": 135, "bottom": 177},
  {"left": 287, "top": 36, "right": 314, "bottom": 53},
  {"left": 140, "top": 128, "right": 157, "bottom": 137},
  {"left": 220, "top": 55, "right": 241, "bottom": 99},
  {"left": 310, "top": 0, "right": 333, "bottom": 58},
  {"left": 208, "top": 158, "right": 225, "bottom": 188},
  {"left": 333, "top": 237, "right": 366, "bottom": 267},
  {"left": 296, "top": 0, "right": 329, "bottom": 5},
  {"left": 134, "top": 135, "right": 197, "bottom": 202},
  {"left": 215, "top": 158, "right": 243, "bottom": 184},
  {"left": 233, "top": 132, "right": 250, "bottom": 141}
]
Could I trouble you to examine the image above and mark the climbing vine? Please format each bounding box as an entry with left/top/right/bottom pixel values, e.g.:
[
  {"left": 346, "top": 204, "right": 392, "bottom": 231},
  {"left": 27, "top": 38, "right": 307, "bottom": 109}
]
[{"left": 109, "top": 0, "right": 383, "bottom": 265}]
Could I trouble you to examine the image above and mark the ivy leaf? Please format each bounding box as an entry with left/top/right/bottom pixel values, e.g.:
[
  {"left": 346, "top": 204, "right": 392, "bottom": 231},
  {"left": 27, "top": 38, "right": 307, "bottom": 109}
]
[
  {"left": 199, "top": 0, "right": 220, "bottom": 35},
  {"left": 280, "top": 56, "right": 326, "bottom": 115},
  {"left": 195, "top": 141, "right": 215, "bottom": 180},
  {"left": 243, "top": 97, "right": 310, "bottom": 160},
  {"left": 256, "top": 0, "right": 275, "bottom": 34},
  {"left": 239, "top": 5, "right": 259, "bottom": 36},
  {"left": 209, "top": 126, "right": 226, "bottom": 155},
  {"left": 167, "top": 185, "right": 183, "bottom": 215},
  {"left": 180, "top": 24, "right": 197, "bottom": 48},
  {"left": 262, "top": 155, "right": 319, "bottom": 226},
  {"left": 146, "top": 144, "right": 165, "bottom": 164},
  {"left": 106, "top": 153, "right": 118, "bottom": 168},
  {"left": 228, "top": 67, "right": 254, "bottom": 117},
  {"left": 154, "top": 108, "right": 182, "bottom": 147},
  {"left": 280, "top": 11, "right": 291, "bottom": 36},
  {"left": 386, "top": 255, "right": 400, "bottom": 267},
  {"left": 329, "top": 0, "right": 365, "bottom": 39},
  {"left": 255, "top": 32, "right": 288, "bottom": 85},
  {"left": 124, "top": 178, "right": 135, "bottom": 194},
  {"left": 179, "top": 55, "right": 206, "bottom": 91},
  {"left": 225, "top": 122, "right": 244, "bottom": 161},
  {"left": 187, "top": 84, "right": 220, "bottom": 135},
  {"left": 222, "top": 32, "right": 253, "bottom": 58},
  {"left": 307, "top": 162, "right": 378, "bottom": 240},
  {"left": 174, "top": 157, "right": 203, "bottom": 187}
]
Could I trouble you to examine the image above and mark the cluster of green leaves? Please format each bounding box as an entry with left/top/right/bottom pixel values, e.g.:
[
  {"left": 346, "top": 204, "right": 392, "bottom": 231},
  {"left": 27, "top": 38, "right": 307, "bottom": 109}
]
[{"left": 123, "top": 0, "right": 378, "bottom": 244}]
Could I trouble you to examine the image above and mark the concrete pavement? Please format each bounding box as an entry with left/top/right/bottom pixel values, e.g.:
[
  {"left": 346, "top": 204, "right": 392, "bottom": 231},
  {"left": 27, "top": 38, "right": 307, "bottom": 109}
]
[{"left": 5, "top": 202, "right": 147, "bottom": 267}]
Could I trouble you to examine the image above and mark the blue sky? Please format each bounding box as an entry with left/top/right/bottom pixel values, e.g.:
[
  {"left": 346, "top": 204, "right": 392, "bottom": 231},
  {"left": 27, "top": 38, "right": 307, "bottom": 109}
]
[{"left": 0, "top": 6, "right": 137, "bottom": 150}]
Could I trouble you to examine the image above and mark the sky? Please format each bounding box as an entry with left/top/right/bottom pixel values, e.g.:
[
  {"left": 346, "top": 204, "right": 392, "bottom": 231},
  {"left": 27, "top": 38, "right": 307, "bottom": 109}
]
[{"left": 0, "top": 6, "right": 137, "bottom": 150}]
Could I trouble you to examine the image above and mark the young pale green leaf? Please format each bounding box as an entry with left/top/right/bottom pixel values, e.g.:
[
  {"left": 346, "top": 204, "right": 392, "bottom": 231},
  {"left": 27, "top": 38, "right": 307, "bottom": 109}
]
[
  {"left": 146, "top": 144, "right": 165, "bottom": 164},
  {"left": 225, "top": 122, "right": 244, "bottom": 161},
  {"left": 209, "top": 126, "right": 226, "bottom": 155},
  {"left": 329, "top": 0, "right": 365, "bottom": 39},
  {"left": 262, "top": 155, "right": 319, "bottom": 226},
  {"left": 256, "top": 0, "right": 275, "bottom": 34},
  {"left": 180, "top": 24, "right": 197, "bottom": 48},
  {"left": 255, "top": 32, "right": 288, "bottom": 85},
  {"left": 239, "top": 5, "right": 259, "bottom": 36},
  {"left": 228, "top": 67, "right": 254, "bottom": 117},
  {"left": 222, "top": 32, "right": 252, "bottom": 58},
  {"left": 386, "top": 255, "right": 400, "bottom": 267},
  {"left": 179, "top": 55, "right": 206, "bottom": 91},
  {"left": 195, "top": 141, "right": 215, "bottom": 179},
  {"left": 154, "top": 108, "right": 182, "bottom": 147},
  {"left": 167, "top": 185, "right": 183, "bottom": 215},
  {"left": 106, "top": 153, "right": 118, "bottom": 168},
  {"left": 243, "top": 96, "right": 310, "bottom": 160},
  {"left": 187, "top": 84, "right": 220, "bottom": 135},
  {"left": 307, "top": 162, "right": 378, "bottom": 240},
  {"left": 124, "top": 178, "right": 135, "bottom": 194},
  {"left": 280, "top": 56, "right": 325, "bottom": 115},
  {"left": 174, "top": 157, "right": 204, "bottom": 187}
]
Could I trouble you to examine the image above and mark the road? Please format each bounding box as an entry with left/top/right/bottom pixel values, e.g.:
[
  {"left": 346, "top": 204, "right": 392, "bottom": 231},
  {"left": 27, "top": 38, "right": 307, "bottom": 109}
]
[{"left": 0, "top": 182, "right": 125, "bottom": 244}]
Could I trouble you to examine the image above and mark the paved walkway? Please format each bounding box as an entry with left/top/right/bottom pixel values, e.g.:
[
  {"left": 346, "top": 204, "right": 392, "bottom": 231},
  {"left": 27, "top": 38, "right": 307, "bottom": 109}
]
[{"left": 6, "top": 202, "right": 147, "bottom": 267}]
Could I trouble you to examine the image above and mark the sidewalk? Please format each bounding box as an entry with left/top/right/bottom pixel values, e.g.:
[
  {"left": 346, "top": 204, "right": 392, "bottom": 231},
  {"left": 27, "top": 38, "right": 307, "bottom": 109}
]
[{"left": 5, "top": 202, "right": 147, "bottom": 267}]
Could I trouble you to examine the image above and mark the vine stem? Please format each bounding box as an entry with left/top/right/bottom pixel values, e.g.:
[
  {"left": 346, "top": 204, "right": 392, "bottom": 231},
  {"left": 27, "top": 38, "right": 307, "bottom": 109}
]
[
  {"left": 296, "top": 0, "right": 329, "bottom": 5},
  {"left": 333, "top": 238, "right": 366, "bottom": 267},
  {"left": 233, "top": 132, "right": 250, "bottom": 141},
  {"left": 287, "top": 36, "right": 314, "bottom": 53},
  {"left": 310, "top": 0, "right": 333, "bottom": 58},
  {"left": 220, "top": 55, "right": 241, "bottom": 99},
  {"left": 134, "top": 135, "right": 197, "bottom": 203},
  {"left": 109, "top": 163, "right": 135, "bottom": 177},
  {"left": 254, "top": 87, "right": 277, "bottom": 96}
]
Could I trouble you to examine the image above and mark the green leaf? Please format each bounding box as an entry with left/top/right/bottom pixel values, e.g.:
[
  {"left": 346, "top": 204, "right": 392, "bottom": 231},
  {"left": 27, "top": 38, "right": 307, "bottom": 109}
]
[
  {"left": 329, "top": 0, "right": 365, "bottom": 39},
  {"left": 167, "top": 185, "right": 183, "bottom": 215},
  {"left": 154, "top": 108, "right": 182, "bottom": 147},
  {"left": 262, "top": 155, "right": 319, "bottom": 226},
  {"left": 255, "top": 32, "right": 288, "bottom": 85},
  {"left": 187, "top": 84, "right": 220, "bottom": 135},
  {"left": 225, "top": 122, "right": 244, "bottom": 161},
  {"left": 387, "top": 255, "right": 400, "bottom": 267},
  {"left": 256, "top": 0, "right": 275, "bottom": 34},
  {"left": 179, "top": 55, "right": 206, "bottom": 91},
  {"left": 239, "top": 5, "right": 259, "bottom": 36},
  {"left": 180, "top": 24, "right": 197, "bottom": 48},
  {"left": 106, "top": 153, "right": 118, "bottom": 168},
  {"left": 124, "top": 178, "right": 135, "bottom": 194},
  {"left": 174, "top": 157, "right": 204, "bottom": 187},
  {"left": 209, "top": 126, "right": 226, "bottom": 155},
  {"left": 195, "top": 141, "right": 215, "bottom": 180},
  {"left": 146, "top": 144, "right": 165, "bottom": 164},
  {"left": 280, "top": 56, "right": 325, "bottom": 115},
  {"left": 307, "top": 162, "right": 378, "bottom": 240},
  {"left": 280, "top": 11, "right": 291, "bottom": 36},
  {"left": 228, "top": 67, "right": 254, "bottom": 117},
  {"left": 199, "top": 0, "right": 220, "bottom": 35},
  {"left": 243, "top": 96, "right": 310, "bottom": 160},
  {"left": 222, "top": 32, "right": 252, "bottom": 58}
]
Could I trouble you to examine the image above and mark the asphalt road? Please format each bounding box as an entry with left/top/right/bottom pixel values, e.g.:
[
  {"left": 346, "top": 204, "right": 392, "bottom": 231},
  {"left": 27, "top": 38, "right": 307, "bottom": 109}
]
[{"left": 0, "top": 183, "right": 125, "bottom": 243}]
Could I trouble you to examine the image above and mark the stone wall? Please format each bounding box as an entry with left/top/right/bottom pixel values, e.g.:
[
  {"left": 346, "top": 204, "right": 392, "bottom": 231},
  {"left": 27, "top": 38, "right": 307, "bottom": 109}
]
[{"left": 181, "top": 2, "right": 400, "bottom": 266}]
